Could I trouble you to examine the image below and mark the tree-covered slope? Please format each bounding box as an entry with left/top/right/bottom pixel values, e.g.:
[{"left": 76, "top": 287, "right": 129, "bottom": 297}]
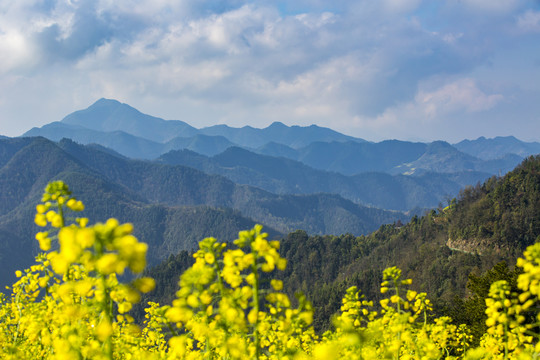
[
  {"left": 143, "top": 155, "right": 540, "bottom": 331},
  {"left": 446, "top": 156, "right": 540, "bottom": 255}
]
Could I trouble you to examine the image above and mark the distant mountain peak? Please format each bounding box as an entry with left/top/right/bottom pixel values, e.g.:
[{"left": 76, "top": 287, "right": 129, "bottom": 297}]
[
  {"left": 454, "top": 135, "right": 540, "bottom": 160},
  {"left": 426, "top": 140, "right": 455, "bottom": 153},
  {"left": 93, "top": 98, "right": 122, "bottom": 106},
  {"left": 54, "top": 98, "right": 198, "bottom": 144},
  {"left": 62, "top": 98, "right": 145, "bottom": 124},
  {"left": 494, "top": 135, "right": 520, "bottom": 142},
  {"left": 267, "top": 121, "right": 288, "bottom": 128},
  {"left": 429, "top": 140, "right": 451, "bottom": 146},
  {"left": 79, "top": 98, "right": 138, "bottom": 115}
]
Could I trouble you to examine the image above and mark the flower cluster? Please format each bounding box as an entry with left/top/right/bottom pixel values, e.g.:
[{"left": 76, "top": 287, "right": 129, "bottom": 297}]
[
  {"left": 478, "top": 243, "right": 540, "bottom": 358},
  {"left": 162, "top": 225, "right": 314, "bottom": 359},
  {"left": 1, "top": 181, "right": 154, "bottom": 360},
  {"left": 318, "top": 266, "right": 471, "bottom": 360}
]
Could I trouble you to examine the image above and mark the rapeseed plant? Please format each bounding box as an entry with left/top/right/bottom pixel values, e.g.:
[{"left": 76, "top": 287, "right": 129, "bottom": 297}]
[{"left": 0, "top": 181, "right": 539, "bottom": 359}]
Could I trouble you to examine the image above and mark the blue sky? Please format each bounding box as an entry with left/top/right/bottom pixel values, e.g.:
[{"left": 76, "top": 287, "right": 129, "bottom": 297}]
[{"left": 1, "top": 0, "right": 539, "bottom": 142}]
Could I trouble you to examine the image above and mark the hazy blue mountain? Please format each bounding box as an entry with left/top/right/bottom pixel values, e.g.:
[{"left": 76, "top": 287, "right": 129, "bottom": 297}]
[
  {"left": 21, "top": 98, "right": 529, "bottom": 179},
  {"left": 158, "top": 146, "right": 491, "bottom": 211},
  {"left": 24, "top": 122, "right": 236, "bottom": 158},
  {"left": 454, "top": 136, "right": 540, "bottom": 160},
  {"left": 391, "top": 141, "right": 523, "bottom": 175},
  {"left": 300, "top": 140, "right": 427, "bottom": 174},
  {"left": 164, "top": 134, "right": 236, "bottom": 156},
  {"left": 256, "top": 140, "right": 427, "bottom": 175},
  {"left": 34, "top": 98, "right": 365, "bottom": 149},
  {"left": 255, "top": 138, "right": 526, "bottom": 178},
  {"left": 25, "top": 121, "right": 98, "bottom": 140},
  {"left": 24, "top": 98, "right": 366, "bottom": 157},
  {"left": 24, "top": 122, "right": 165, "bottom": 159},
  {"left": 61, "top": 98, "right": 198, "bottom": 142},
  {"left": 256, "top": 142, "right": 300, "bottom": 159},
  {"left": 199, "top": 121, "right": 363, "bottom": 149}
]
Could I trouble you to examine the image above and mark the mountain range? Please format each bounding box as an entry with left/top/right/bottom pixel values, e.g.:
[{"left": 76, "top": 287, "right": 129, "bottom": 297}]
[
  {"left": 4, "top": 97, "right": 540, "bottom": 288},
  {"left": 24, "top": 98, "right": 359, "bottom": 158},
  {"left": 455, "top": 136, "right": 540, "bottom": 160},
  {"left": 24, "top": 99, "right": 536, "bottom": 177},
  {"left": 21, "top": 98, "right": 539, "bottom": 210},
  {"left": 0, "top": 136, "right": 404, "bottom": 288},
  {"left": 158, "top": 146, "right": 490, "bottom": 211}
]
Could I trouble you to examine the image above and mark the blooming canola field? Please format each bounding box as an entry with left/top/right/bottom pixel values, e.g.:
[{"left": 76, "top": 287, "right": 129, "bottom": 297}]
[{"left": 0, "top": 181, "right": 539, "bottom": 359}]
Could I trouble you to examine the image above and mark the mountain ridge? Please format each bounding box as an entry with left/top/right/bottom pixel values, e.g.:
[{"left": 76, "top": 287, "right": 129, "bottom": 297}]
[
  {"left": 158, "top": 146, "right": 492, "bottom": 211},
  {"left": 454, "top": 136, "right": 540, "bottom": 160},
  {"left": 22, "top": 99, "right": 537, "bottom": 181}
]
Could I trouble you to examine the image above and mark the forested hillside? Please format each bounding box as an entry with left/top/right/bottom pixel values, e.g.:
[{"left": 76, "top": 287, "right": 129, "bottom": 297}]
[
  {"left": 142, "top": 155, "right": 540, "bottom": 331},
  {"left": 446, "top": 157, "right": 540, "bottom": 255}
]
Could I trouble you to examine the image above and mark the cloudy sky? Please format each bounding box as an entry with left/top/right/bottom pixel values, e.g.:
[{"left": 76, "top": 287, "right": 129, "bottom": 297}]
[{"left": 1, "top": 0, "right": 539, "bottom": 142}]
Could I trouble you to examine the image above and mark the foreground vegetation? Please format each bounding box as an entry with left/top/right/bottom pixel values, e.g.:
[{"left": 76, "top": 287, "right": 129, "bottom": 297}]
[{"left": 1, "top": 181, "right": 539, "bottom": 359}]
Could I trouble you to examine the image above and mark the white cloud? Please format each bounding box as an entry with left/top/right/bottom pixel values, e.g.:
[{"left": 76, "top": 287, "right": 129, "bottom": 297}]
[
  {"left": 442, "top": 32, "right": 463, "bottom": 44},
  {"left": 348, "top": 78, "right": 505, "bottom": 139},
  {"left": 517, "top": 10, "right": 540, "bottom": 33},
  {"left": 456, "top": 0, "right": 521, "bottom": 13},
  {"left": 0, "top": 30, "right": 37, "bottom": 72},
  {"left": 416, "top": 78, "right": 503, "bottom": 116},
  {"left": 381, "top": 0, "right": 422, "bottom": 15}
]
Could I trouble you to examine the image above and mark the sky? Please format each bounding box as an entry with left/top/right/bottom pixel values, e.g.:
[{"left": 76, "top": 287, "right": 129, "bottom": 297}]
[{"left": 1, "top": 0, "right": 540, "bottom": 142}]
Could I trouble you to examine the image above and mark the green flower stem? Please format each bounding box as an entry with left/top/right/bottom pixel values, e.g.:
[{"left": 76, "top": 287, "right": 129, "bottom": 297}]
[{"left": 251, "top": 259, "right": 260, "bottom": 360}]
